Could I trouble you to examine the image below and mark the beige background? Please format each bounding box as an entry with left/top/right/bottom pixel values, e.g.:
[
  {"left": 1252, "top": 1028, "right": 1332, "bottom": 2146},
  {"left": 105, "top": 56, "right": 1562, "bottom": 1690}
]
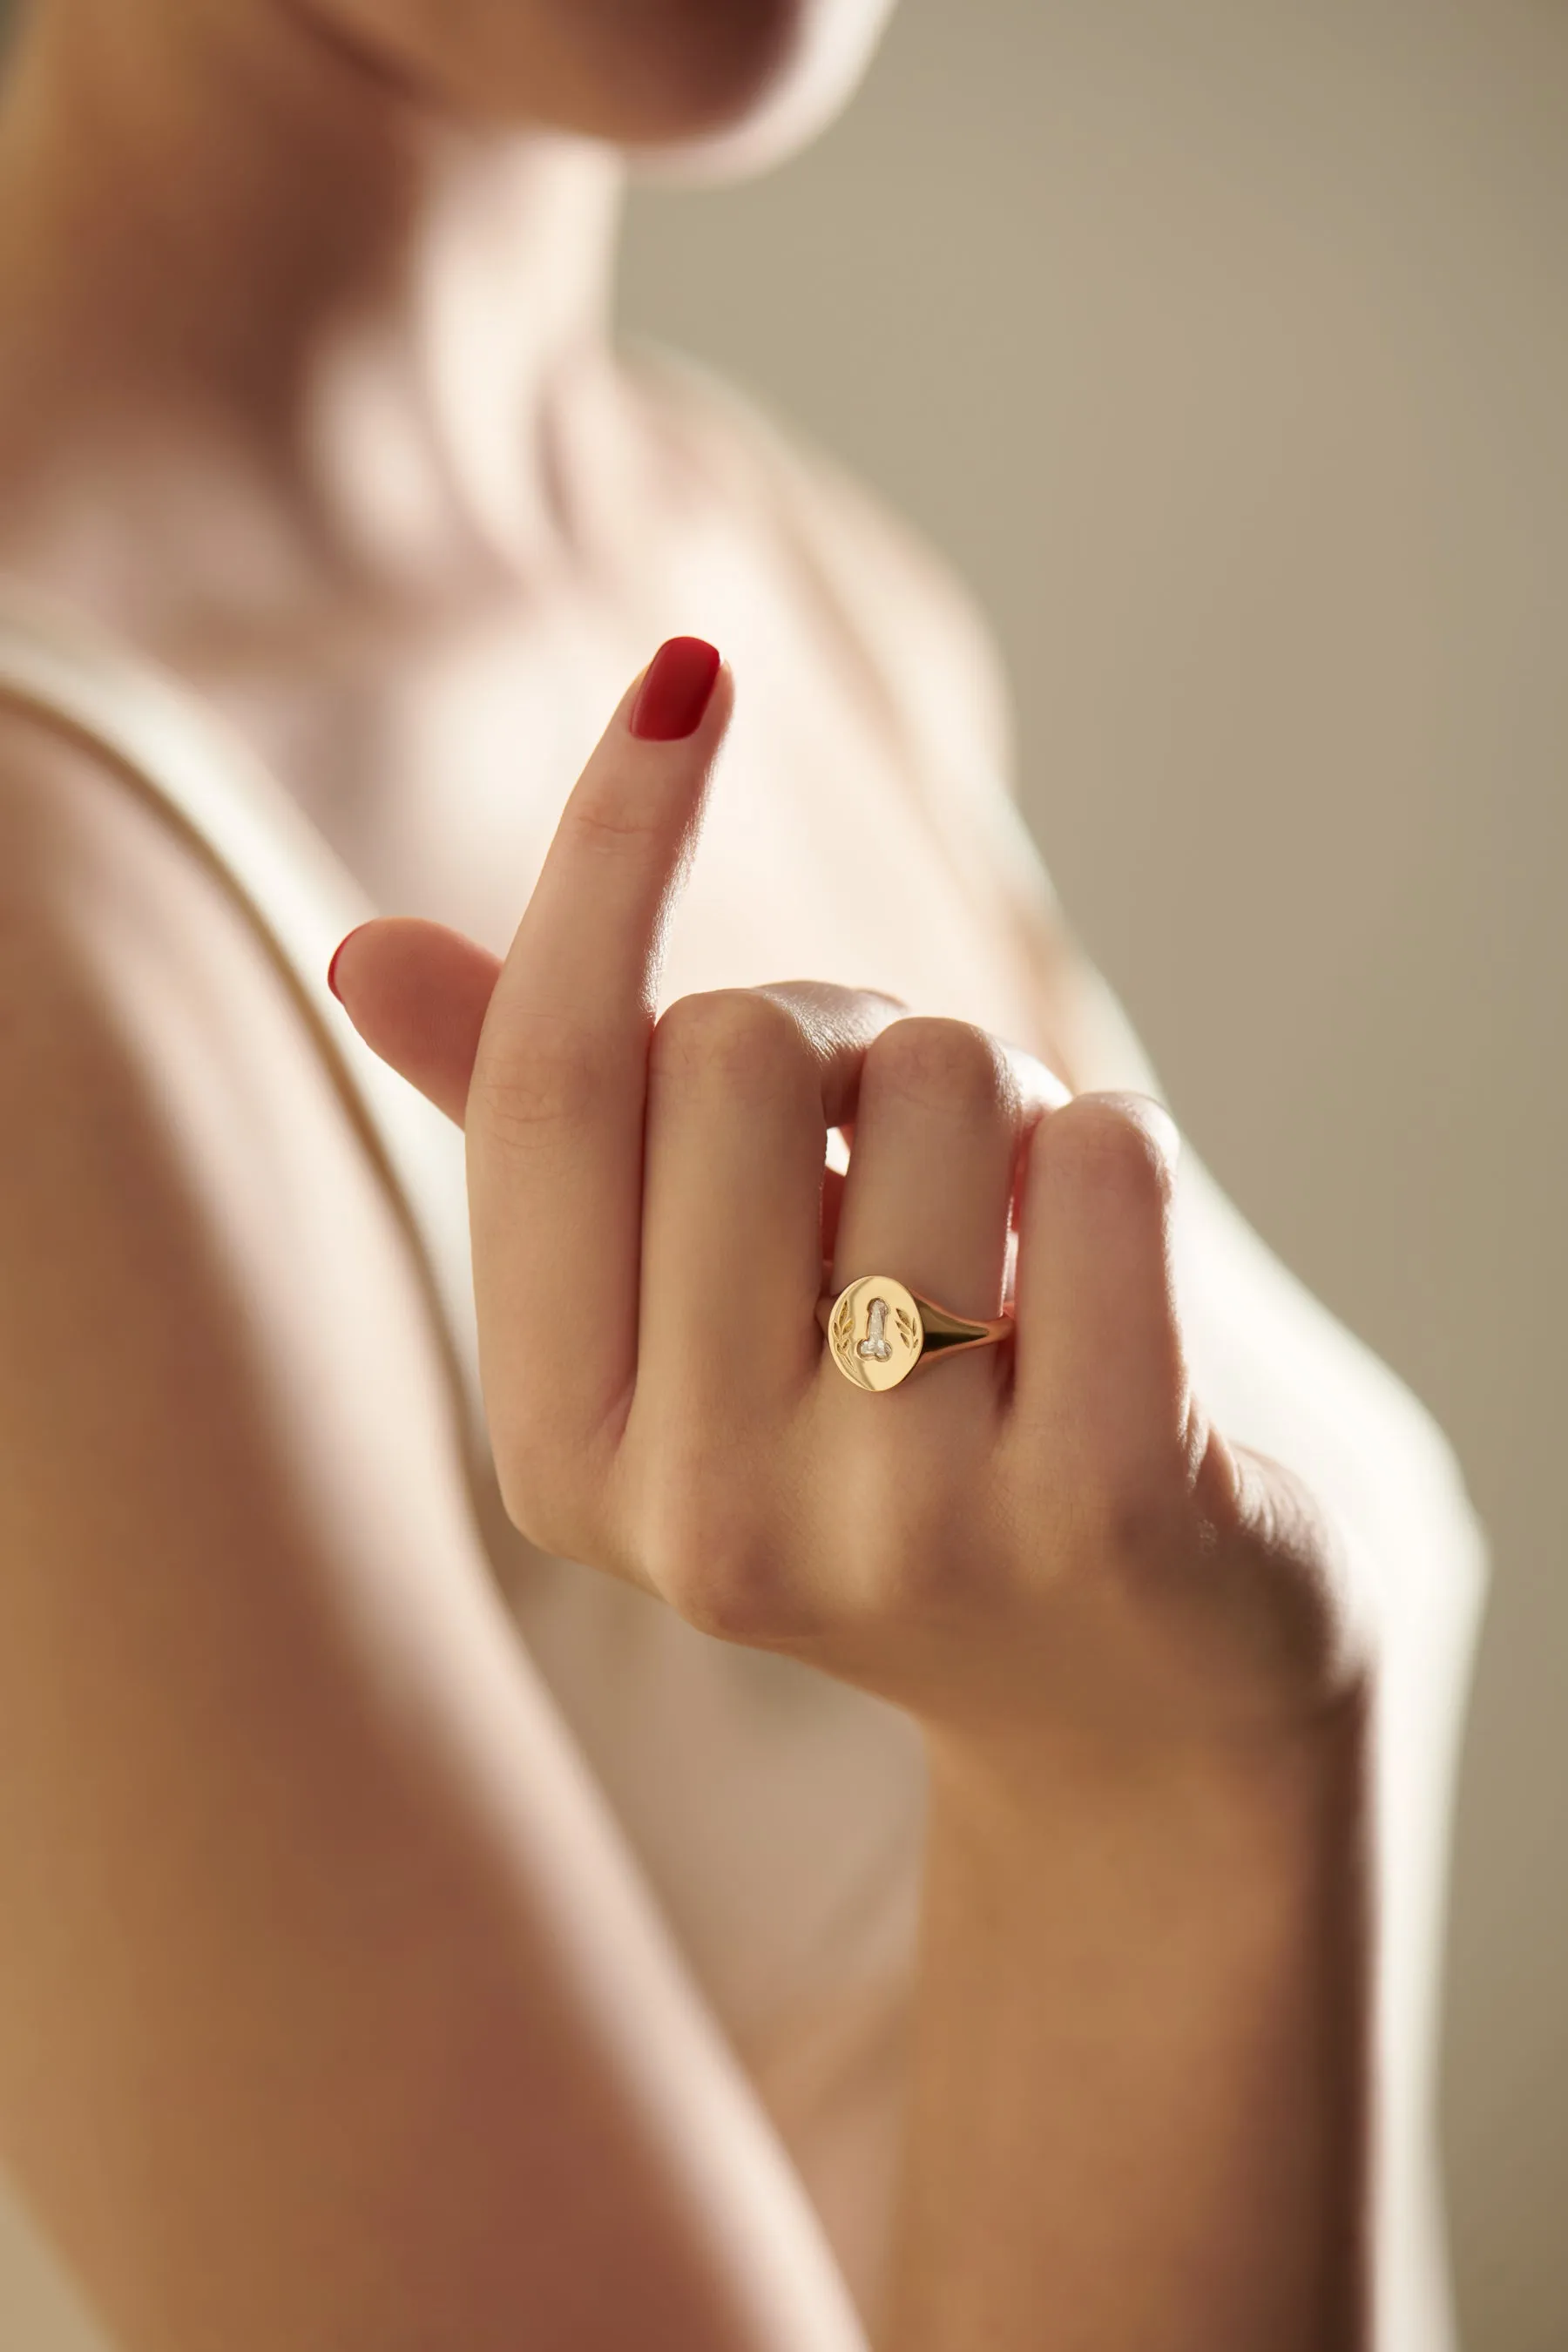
[
  {"left": 622, "top": 3, "right": 1567, "bottom": 2346},
  {"left": 0, "top": 1, "right": 1559, "bottom": 2346}
]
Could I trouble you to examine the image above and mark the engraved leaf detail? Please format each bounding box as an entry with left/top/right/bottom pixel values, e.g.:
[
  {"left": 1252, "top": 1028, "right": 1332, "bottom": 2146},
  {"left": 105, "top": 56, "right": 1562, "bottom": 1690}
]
[{"left": 832, "top": 1293, "right": 855, "bottom": 1354}]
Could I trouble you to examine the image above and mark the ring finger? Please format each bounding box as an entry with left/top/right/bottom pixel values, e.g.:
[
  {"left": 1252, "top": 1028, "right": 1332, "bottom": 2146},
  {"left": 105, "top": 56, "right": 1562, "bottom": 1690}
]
[{"left": 829, "top": 1017, "right": 1069, "bottom": 1416}]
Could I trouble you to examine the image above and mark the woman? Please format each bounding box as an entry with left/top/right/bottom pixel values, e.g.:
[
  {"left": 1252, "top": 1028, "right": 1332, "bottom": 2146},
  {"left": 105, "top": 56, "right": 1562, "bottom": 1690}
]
[{"left": 0, "top": 2, "right": 1484, "bottom": 2347}]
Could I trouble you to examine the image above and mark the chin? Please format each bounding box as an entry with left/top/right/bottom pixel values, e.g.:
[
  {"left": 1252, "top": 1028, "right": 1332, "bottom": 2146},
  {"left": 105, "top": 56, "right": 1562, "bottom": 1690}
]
[
  {"left": 315, "top": 0, "right": 896, "bottom": 169},
  {"left": 629, "top": 0, "right": 899, "bottom": 182}
]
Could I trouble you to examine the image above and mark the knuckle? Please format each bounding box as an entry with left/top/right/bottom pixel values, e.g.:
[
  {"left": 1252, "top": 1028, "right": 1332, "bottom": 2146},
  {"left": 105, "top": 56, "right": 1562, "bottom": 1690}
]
[
  {"left": 637, "top": 1463, "right": 794, "bottom": 1642},
  {"left": 471, "top": 1015, "right": 608, "bottom": 1143},
  {"left": 648, "top": 1514, "right": 785, "bottom": 1646},
  {"left": 650, "top": 988, "right": 805, "bottom": 1101},
  {"left": 661, "top": 1547, "right": 792, "bottom": 1644},
  {"left": 563, "top": 781, "right": 673, "bottom": 850},
  {"left": 1047, "top": 1092, "right": 1178, "bottom": 1212},
  {"left": 866, "top": 1017, "right": 1010, "bottom": 1120}
]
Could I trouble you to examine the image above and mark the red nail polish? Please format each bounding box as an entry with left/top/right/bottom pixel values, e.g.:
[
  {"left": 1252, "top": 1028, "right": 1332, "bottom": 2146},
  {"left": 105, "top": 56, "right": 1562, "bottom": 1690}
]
[
  {"left": 629, "top": 637, "right": 720, "bottom": 741},
  {"left": 327, "top": 927, "right": 362, "bottom": 1003}
]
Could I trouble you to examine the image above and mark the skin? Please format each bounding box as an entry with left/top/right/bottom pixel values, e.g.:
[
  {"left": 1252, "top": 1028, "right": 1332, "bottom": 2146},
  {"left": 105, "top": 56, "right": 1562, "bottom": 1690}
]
[
  {"left": 0, "top": 1, "right": 1373, "bottom": 2346},
  {"left": 336, "top": 650, "right": 1374, "bottom": 2351}
]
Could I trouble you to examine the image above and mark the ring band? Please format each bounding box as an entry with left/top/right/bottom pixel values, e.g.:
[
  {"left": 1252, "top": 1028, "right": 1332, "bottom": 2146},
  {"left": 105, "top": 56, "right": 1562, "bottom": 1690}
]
[{"left": 816, "top": 1273, "right": 1013, "bottom": 1392}]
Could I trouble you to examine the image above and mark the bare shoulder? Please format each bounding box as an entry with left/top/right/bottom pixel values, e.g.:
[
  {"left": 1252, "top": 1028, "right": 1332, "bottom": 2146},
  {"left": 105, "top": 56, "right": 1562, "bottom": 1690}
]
[
  {"left": 0, "top": 700, "right": 495, "bottom": 2329},
  {"left": 0, "top": 701, "right": 465, "bottom": 1496},
  {"left": 625, "top": 338, "right": 1017, "bottom": 784}
]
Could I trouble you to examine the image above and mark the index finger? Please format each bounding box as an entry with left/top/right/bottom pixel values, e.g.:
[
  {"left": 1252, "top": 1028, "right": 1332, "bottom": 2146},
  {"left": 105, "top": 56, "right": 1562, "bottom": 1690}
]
[{"left": 467, "top": 638, "right": 729, "bottom": 1483}]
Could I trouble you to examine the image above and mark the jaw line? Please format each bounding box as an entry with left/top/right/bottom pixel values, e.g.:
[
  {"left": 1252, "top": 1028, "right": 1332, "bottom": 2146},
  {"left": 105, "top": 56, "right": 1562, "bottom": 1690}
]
[{"left": 624, "top": 0, "right": 900, "bottom": 189}]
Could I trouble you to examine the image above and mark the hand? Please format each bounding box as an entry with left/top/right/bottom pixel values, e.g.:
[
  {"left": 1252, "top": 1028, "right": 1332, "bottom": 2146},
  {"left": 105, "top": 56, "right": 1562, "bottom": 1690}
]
[{"left": 329, "top": 639, "right": 1370, "bottom": 1783}]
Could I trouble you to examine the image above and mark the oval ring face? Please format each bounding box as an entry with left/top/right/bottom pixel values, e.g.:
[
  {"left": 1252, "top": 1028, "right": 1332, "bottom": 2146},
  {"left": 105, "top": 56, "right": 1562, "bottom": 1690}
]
[{"left": 825, "top": 1274, "right": 925, "bottom": 1392}]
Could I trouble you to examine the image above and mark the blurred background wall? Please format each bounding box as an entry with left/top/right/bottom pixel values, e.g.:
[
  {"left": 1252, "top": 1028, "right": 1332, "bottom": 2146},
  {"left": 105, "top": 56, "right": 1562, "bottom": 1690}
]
[
  {"left": 621, "top": 3, "right": 1567, "bottom": 2345},
  {"left": 0, "top": 0, "right": 1559, "bottom": 2346}
]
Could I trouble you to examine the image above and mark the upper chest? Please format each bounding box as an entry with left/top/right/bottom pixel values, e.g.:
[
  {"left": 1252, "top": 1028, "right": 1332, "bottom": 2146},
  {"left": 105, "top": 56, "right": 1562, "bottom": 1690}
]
[{"left": 239, "top": 595, "right": 1064, "bottom": 1068}]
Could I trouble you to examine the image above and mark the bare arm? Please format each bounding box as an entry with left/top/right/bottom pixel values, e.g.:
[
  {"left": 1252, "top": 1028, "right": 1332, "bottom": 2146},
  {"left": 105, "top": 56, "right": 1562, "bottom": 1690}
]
[
  {"left": 0, "top": 711, "right": 862, "bottom": 2352},
  {"left": 887, "top": 1723, "right": 1370, "bottom": 2352}
]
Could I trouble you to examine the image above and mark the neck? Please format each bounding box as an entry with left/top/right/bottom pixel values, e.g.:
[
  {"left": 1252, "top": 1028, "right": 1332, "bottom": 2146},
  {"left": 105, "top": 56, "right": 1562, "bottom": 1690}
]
[{"left": 0, "top": 0, "right": 632, "bottom": 636}]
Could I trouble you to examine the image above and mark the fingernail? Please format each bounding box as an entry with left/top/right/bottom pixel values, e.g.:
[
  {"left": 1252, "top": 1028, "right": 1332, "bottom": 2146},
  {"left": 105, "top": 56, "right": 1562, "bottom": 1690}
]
[
  {"left": 629, "top": 637, "right": 721, "bottom": 741},
  {"left": 327, "top": 926, "right": 363, "bottom": 1003}
]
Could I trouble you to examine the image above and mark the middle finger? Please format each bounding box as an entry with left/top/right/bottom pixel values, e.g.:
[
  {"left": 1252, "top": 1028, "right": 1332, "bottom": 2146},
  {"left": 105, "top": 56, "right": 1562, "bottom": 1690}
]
[{"left": 830, "top": 1017, "right": 1069, "bottom": 1409}]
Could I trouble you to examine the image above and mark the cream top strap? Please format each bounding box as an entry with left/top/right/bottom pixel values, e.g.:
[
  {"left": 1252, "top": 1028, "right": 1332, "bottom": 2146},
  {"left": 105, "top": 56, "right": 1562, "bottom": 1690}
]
[{"left": 0, "top": 573, "right": 488, "bottom": 1476}]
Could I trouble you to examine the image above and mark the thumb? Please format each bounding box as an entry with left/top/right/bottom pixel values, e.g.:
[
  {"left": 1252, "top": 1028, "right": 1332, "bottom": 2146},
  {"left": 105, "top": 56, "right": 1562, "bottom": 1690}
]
[{"left": 328, "top": 916, "right": 502, "bottom": 1128}]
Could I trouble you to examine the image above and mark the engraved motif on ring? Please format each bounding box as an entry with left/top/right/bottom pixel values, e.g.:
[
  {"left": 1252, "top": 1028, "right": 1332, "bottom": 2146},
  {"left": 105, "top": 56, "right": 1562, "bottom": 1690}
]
[
  {"left": 818, "top": 1273, "right": 1015, "bottom": 1392},
  {"left": 825, "top": 1274, "right": 926, "bottom": 1391}
]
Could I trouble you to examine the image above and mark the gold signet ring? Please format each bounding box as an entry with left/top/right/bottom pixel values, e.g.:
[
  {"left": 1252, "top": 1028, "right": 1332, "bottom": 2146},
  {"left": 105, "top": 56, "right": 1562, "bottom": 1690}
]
[{"left": 816, "top": 1274, "right": 1014, "bottom": 1392}]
